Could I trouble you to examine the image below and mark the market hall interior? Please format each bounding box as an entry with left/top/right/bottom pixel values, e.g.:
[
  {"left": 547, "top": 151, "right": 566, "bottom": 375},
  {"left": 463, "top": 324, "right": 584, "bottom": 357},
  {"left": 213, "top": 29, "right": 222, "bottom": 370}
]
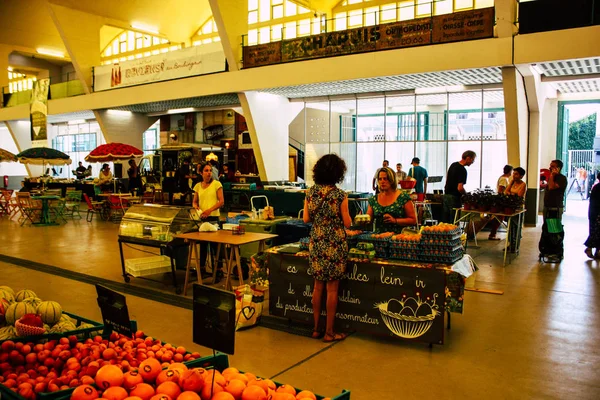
[{"left": 1, "top": 0, "right": 600, "bottom": 399}]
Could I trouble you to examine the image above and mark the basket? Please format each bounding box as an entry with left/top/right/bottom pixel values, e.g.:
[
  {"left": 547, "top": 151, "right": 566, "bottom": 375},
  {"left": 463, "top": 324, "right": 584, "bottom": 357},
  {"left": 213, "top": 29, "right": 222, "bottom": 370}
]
[
  {"left": 399, "top": 180, "right": 417, "bottom": 189},
  {"left": 15, "top": 320, "right": 46, "bottom": 337},
  {"left": 125, "top": 256, "right": 171, "bottom": 277},
  {"left": 378, "top": 307, "right": 435, "bottom": 339}
]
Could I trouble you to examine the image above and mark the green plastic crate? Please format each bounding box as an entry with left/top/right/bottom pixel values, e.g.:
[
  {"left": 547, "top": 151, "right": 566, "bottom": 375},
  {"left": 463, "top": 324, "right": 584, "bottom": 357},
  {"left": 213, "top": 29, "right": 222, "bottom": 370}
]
[{"left": 185, "top": 354, "right": 351, "bottom": 400}]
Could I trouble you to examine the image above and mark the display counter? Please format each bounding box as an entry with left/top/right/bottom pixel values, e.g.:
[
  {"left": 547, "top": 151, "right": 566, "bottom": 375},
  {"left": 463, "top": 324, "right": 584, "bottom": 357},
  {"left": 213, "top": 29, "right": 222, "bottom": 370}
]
[
  {"left": 266, "top": 246, "right": 474, "bottom": 345},
  {"left": 224, "top": 189, "right": 370, "bottom": 217}
]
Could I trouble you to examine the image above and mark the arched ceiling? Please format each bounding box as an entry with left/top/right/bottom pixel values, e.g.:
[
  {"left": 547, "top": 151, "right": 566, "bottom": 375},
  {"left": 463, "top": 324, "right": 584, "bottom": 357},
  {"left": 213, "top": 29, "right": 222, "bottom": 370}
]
[
  {"left": 48, "top": 0, "right": 212, "bottom": 43},
  {"left": 0, "top": 0, "right": 213, "bottom": 55}
]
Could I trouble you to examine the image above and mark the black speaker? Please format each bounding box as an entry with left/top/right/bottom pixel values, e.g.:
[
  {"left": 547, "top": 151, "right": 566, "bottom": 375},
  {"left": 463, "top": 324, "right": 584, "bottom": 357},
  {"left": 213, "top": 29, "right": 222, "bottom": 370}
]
[{"left": 114, "top": 163, "right": 123, "bottom": 178}]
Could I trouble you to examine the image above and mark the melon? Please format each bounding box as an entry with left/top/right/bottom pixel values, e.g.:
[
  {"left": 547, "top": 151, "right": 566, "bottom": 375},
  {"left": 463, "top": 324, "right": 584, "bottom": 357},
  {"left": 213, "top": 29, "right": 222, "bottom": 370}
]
[
  {"left": 0, "top": 286, "right": 15, "bottom": 296},
  {"left": 22, "top": 297, "right": 43, "bottom": 308},
  {"left": 15, "top": 289, "right": 37, "bottom": 302},
  {"left": 0, "top": 288, "right": 15, "bottom": 304},
  {"left": 4, "top": 302, "right": 37, "bottom": 325},
  {"left": 37, "top": 301, "right": 63, "bottom": 325}
]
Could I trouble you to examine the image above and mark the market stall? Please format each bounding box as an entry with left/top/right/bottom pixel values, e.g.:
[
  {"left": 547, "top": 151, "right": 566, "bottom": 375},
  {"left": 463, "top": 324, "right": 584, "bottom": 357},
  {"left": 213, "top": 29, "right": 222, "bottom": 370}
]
[{"left": 265, "top": 224, "right": 475, "bottom": 346}]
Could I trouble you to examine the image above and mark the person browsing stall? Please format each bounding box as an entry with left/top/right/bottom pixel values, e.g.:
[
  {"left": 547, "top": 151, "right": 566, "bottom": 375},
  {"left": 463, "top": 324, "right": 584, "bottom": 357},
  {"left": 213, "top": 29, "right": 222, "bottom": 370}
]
[
  {"left": 584, "top": 172, "right": 600, "bottom": 259},
  {"left": 127, "top": 159, "right": 142, "bottom": 195},
  {"left": 372, "top": 160, "right": 389, "bottom": 194},
  {"left": 98, "top": 163, "right": 113, "bottom": 191},
  {"left": 303, "top": 154, "right": 352, "bottom": 343},
  {"left": 504, "top": 167, "right": 527, "bottom": 251},
  {"left": 396, "top": 163, "right": 408, "bottom": 182},
  {"left": 408, "top": 157, "right": 428, "bottom": 200},
  {"left": 367, "top": 167, "right": 417, "bottom": 233},
  {"left": 192, "top": 162, "right": 225, "bottom": 281},
  {"left": 443, "top": 150, "right": 476, "bottom": 223},
  {"left": 497, "top": 165, "right": 513, "bottom": 193}
]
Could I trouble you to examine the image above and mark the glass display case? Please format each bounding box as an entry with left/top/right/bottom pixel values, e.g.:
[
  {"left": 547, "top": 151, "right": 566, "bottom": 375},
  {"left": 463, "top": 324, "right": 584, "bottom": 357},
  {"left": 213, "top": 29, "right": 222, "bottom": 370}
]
[{"left": 119, "top": 204, "right": 196, "bottom": 244}]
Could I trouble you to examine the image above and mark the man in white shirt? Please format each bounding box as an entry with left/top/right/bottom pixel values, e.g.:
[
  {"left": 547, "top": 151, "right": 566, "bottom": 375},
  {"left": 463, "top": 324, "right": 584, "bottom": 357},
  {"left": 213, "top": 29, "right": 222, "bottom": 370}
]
[
  {"left": 396, "top": 163, "right": 408, "bottom": 183},
  {"left": 497, "top": 165, "right": 513, "bottom": 193}
]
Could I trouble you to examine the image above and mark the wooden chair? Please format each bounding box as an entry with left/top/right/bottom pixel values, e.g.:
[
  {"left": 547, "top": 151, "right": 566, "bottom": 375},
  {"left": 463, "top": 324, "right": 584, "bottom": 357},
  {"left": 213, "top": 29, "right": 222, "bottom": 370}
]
[
  {"left": 108, "top": 195, "right": 127, "bottom": 223},
  {"left": 0, "top": 189, "right": 14, "bottom": 218},
  {"left": 83, "top": 194, "right": 104, "bottom": 222},
  {"left": 15, "top": 192, "right": 41, "bottom": 226}
]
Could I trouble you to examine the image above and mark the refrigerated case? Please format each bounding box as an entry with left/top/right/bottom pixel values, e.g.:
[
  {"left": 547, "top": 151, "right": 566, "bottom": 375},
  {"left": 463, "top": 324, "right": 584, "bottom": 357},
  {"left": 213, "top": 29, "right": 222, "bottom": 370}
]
[{"left": 117, "top": 204, "right": 197, "bottom": 293}]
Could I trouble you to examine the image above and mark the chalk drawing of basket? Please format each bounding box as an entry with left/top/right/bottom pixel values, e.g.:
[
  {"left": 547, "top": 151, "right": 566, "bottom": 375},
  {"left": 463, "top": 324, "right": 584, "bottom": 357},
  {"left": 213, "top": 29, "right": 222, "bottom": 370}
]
[{"left": 377, "top": 304, "right": 436, "bottom": 339}]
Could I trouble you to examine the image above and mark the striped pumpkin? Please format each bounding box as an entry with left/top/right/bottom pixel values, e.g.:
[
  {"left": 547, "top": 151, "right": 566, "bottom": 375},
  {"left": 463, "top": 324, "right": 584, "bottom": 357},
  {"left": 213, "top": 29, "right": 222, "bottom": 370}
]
[
  {"left": 15, "top": 289, "right": 37, "bottom": 302},
  {"left": 0, "top": 286, "right": 15, "bottom": 296},
  {"left": 4, "top": 302, "right": 36, "bottom": 326},
  {"left": 36, "top": 301, "right": 63, "bottom": 325},
  {"left": 0, "top": 289, "right": 14, "bottom": 305},
  {"left": 22, "top": 297, "right": 43, "bottom": 308}
]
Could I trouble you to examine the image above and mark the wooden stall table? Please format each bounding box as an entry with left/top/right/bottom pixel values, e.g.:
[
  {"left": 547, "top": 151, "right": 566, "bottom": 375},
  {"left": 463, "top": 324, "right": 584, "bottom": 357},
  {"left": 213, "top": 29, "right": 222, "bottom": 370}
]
[
  {"left": 177, "top": 230, "right": 278, "bottom": 294},
  {"left": 266, "top": 245, "right": 475, "bottom": 346},
  {"left": 454, "top": 208, "right": 526, "bottom": 266}
]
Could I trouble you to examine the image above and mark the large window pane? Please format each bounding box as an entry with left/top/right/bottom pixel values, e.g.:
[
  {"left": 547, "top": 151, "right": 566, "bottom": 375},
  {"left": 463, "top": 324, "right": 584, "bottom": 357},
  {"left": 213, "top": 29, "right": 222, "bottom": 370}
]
[
  {"left": 330, "top": 143, "right": 357, "bottom": 191},
  {"left": 386, "top": 95, "right": 415, "bottom": 141},
  {"left": 305, "top": 144, "right": 330, "bottom": 186},
  {"left": 305, "top": 101, "right": 330, "bottom": 145},
  {"left": 482, "top": 140, "right": 508, "bottom": 191},
  {"left": 357, "top": 98, "right": 385, "bottom": 142},
  {"left": 484, "top": 90, "right": 506, "bottom": 140},
  {"left": 447, "top": 141, "right": 482, "bottom": 191},
  {"left": 330, "top": 99, "right": 356, "bottom": 142},
  {"left": 449, "top": 91, "right": 483, "bottom": 141},
  {"left": 356, "top": 143, "right": 384, "bottom": 193},
  {"left": 385, "top": 142, "right": 416, "bottom": 172},
  {"left": 416, "top": 141, "right": 447, "bottom": 191}
]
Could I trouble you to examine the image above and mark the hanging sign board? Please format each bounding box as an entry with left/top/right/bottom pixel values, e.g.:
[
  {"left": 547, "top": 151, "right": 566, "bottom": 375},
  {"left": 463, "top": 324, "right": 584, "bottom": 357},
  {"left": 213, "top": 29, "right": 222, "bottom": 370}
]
[
  {"left": 432, "top": 8, "right": 495, "bottom": 43},
  {"left": 269, "top": 255, "right": 446, "bottom": 345},
  {"left": 94, "top": 42, "right": 226, "bottom": 91},
  {"left": 243, "top": 7, "right": 495, "bottom": 68},
  {"left": 30, "top": 78, "right": 50, "bottom": 146},
  {"left": 95, "top": 284, "right": 133, "bottom": 337},
  {"left": 192, "top": 284, "right": 236, "bottom": 354},
  {"left": 242, "top": 42, "right": 282, "bottom": 68}
]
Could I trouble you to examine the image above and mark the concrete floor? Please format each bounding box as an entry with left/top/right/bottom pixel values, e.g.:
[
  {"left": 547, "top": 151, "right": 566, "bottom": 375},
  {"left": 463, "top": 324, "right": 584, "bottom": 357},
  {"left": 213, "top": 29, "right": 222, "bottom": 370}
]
[{"left": 1, "top": 198, "right": 599, "bottom": 399}]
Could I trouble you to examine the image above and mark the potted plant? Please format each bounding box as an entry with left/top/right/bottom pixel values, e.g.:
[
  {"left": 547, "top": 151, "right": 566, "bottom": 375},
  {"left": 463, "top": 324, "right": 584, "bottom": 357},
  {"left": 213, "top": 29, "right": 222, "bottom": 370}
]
[
  {"left": 489, "top": 194, "right": 503, "bottom": 214},
  {"left": 502, "top": 194, "right": 524, "bottom": 215},
  {"left": 461, "top": 193, "right": 475, "bottom": 210}
]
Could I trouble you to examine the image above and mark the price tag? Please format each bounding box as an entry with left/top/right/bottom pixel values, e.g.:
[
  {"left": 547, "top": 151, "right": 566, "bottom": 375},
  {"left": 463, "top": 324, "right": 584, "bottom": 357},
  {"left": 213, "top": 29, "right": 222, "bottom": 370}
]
[
  {"left": 96, "top": 284, "right": 133, "bottom": 337},
  {"left": 192, "top": 284, "right": 235, "bottom": 355}
]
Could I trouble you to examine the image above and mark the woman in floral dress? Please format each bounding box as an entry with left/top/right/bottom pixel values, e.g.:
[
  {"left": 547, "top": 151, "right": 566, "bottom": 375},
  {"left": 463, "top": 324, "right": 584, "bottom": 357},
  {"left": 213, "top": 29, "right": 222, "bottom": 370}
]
[
  {"left": 367, "top": 167, "right": 417, "bottom": 233},
  {"left": 303, "top": 154, "right": 352, "bottom": 342}
]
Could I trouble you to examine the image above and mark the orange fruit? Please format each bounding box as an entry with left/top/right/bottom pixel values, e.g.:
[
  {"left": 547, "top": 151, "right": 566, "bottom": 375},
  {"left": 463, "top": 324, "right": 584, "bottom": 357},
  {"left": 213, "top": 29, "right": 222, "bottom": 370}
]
[
  {"left": 156, "top": 370, "right": 180, "bottom": 386},
  {"left": 224, "top": 379, "right": 246, "bottom": 399},
  {"left": 129, "top": 383, "right": 155, "bottom": 400},
  {"left": 102, "top": 387, "right": 129, "bottom": 400},
  {"left": 95, "top": 365, "right": 124, "bottom": 389},
  {"left": 138, "top": 358, "right": 161, "bottom": 383},
  {"left": 123, "top": 371, "right": 144, "bottom": 390},
  {"left": 212, "top": 393, "right": 235, "bottom": 400},
  {"left": 241, "top": 385, "right": 266, "bottom": 400},
  {"left": 295, "top": 391, "right": 316, "bottom": 400},
  {"left": 176, "top": 392, "right": 200, "bottom": 400},
  {"left": 150, "top": 396, "right": 171, "bottom": 400},
  {"left": 275, "top": 385, "right": 296, "bottom": 396},
  {"left": 156, "top": 382, "right": 181, "bottom": 399},
  {"left": 71, "top": 385, "right": 99, "bottom": 400}
]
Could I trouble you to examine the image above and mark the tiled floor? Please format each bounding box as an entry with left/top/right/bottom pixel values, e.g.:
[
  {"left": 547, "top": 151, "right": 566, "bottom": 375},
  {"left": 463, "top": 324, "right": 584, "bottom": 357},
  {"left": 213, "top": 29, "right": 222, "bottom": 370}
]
[{"left": 1, "top": 198, "right": 599, "bottom": 399}]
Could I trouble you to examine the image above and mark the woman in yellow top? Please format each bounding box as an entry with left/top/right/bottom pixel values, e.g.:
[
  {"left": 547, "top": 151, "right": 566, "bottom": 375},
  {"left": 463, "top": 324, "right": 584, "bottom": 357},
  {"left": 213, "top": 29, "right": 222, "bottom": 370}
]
[{"left": 192, "top": 162, "right": 225, "bottom": 281}]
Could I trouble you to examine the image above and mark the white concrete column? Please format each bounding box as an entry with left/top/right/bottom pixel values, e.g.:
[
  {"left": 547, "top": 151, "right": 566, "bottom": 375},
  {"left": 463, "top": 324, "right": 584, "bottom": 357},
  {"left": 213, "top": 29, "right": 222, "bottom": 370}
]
[
  {"left": 4, "top": 120, "right": 42, "bottom": 176},
  {"left": 93, "top": 110, "right": 158, "bottom": 149},
  {"left": 495, "top": 0, "right": 518, "bottom": 38},
  {"left": 240, "top": 92, "right": 304, "bottom": 181},
  {"left": 502, "top": 66, "right": 529, "bottom": 168}
]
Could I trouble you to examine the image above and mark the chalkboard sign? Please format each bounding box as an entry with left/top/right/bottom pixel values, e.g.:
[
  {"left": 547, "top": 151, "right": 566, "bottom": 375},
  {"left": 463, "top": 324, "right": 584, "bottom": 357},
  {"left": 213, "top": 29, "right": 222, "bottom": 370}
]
[
  {"left": 269, "top": 255, "right": 446, "bottom": 345},
  {"left": 95, "top": 284, "right": 133, "bottom": 337},
  {"left": 192, "top": 284, "right": 236, "bottom": 355}
]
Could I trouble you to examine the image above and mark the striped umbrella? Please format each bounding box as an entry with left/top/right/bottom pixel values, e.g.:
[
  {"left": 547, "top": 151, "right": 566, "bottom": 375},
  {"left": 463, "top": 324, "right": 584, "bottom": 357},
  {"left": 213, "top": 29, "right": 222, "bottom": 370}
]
[{"left": 85, "top": 143, "right": 143, "bottom": 163}]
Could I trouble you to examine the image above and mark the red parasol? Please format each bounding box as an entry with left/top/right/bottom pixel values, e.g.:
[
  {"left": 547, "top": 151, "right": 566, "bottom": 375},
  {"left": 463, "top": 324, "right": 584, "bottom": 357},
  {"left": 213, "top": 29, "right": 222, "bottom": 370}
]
[{"left": 85, "top": 143, "right": 143, "bottom": 163}]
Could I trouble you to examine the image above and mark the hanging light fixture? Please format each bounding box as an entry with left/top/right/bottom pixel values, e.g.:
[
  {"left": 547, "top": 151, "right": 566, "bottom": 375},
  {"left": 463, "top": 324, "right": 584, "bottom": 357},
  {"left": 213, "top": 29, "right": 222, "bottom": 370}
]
[{"left": 205, "top": 152, "right": 218, "bottom": 162}]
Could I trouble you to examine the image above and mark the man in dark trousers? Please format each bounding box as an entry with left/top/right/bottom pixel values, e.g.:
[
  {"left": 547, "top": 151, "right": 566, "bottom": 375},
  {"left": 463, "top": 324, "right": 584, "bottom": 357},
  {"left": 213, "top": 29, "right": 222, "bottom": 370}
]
[
  {"left": 443, "top": 150, "right": 476, "bottom": 223},
  {"left": 544, "top": 159, "right": 567, "bottom": 222}
]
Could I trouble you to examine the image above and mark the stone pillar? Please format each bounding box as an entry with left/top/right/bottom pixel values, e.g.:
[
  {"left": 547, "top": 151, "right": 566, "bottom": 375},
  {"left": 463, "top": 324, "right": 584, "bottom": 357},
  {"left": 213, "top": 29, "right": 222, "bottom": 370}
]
[
  {"left": 93, "top": 110, "right": 158, "bottom": 149},
  {"left": 495, "top": 0, "right": 518, "bottom": 38}
]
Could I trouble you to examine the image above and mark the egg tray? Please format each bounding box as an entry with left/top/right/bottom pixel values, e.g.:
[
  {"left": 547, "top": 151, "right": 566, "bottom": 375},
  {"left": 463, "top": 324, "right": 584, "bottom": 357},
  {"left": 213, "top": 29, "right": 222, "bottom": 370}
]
[
  {"left": 388, "top": 250, "right": 421, "bottom": 261},
  {"left": 420, "top": 241, "right": 463, "bottom": 251},
  {"left": 419, "top": 249, "right": 464, "bottom": 264},
  {"left": 389, "top": 240, "right": 421, "bottom": 250},
  {"left": 299, "top": 237, "right": 310, "bottom": 250},
  {"left": 346, "top": 236, "right": 359, "bottom": 249}
]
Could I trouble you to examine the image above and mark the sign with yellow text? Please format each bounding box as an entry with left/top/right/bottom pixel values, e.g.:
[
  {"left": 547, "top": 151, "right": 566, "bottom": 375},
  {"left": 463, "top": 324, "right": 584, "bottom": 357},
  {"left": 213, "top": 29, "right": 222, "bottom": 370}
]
[{"left": 432, "top": 8, "right": 495, "bottom": 43}]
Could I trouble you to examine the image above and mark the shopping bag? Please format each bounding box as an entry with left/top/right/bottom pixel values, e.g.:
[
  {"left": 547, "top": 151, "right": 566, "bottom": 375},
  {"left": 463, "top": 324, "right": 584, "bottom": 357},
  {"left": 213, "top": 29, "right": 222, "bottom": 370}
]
[
  {"left": 545, "top": 218, "right": 563, "bottom": 234},
  {"left": 234, "top": 284, "right": 264, "bottom": 331}
]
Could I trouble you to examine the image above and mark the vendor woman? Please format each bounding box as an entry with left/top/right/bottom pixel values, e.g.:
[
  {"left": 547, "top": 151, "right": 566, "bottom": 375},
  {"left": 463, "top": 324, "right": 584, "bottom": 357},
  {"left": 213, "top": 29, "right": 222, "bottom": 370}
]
[{"left": 367, "top": 167, "right": 417, "bottom": 233}]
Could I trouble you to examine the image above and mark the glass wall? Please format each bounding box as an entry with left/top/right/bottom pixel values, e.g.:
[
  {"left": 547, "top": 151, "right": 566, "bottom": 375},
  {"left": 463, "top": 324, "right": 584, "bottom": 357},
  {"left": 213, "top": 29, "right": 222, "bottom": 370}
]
[
  {"left": 295, "top": 89, "right": 507, "bottom": 193},
  {"left": 50, "top": 121, "right": 105, "bottom": 178}
]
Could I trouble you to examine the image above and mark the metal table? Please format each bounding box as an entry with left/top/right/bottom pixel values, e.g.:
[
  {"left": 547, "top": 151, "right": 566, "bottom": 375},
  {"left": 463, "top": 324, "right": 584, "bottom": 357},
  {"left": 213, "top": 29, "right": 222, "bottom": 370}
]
[{"left": 31, "top": 195, "right": 60, "bottom": 226}]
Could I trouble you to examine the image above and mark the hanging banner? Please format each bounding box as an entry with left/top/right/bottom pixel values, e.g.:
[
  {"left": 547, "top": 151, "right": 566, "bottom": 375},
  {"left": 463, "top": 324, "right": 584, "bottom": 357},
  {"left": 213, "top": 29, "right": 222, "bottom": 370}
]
[
  {"left": 30, "top": 78, "right": 50, "bottom": 145},
  {"left": 243, "top": 7, "right": 495, "bottom": 68},
  {"left": 93, "top": 43, "right": 226, "bottom": 91},
  {"left": 432, "top": 8, "right": 495, "bottom": 43}
]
